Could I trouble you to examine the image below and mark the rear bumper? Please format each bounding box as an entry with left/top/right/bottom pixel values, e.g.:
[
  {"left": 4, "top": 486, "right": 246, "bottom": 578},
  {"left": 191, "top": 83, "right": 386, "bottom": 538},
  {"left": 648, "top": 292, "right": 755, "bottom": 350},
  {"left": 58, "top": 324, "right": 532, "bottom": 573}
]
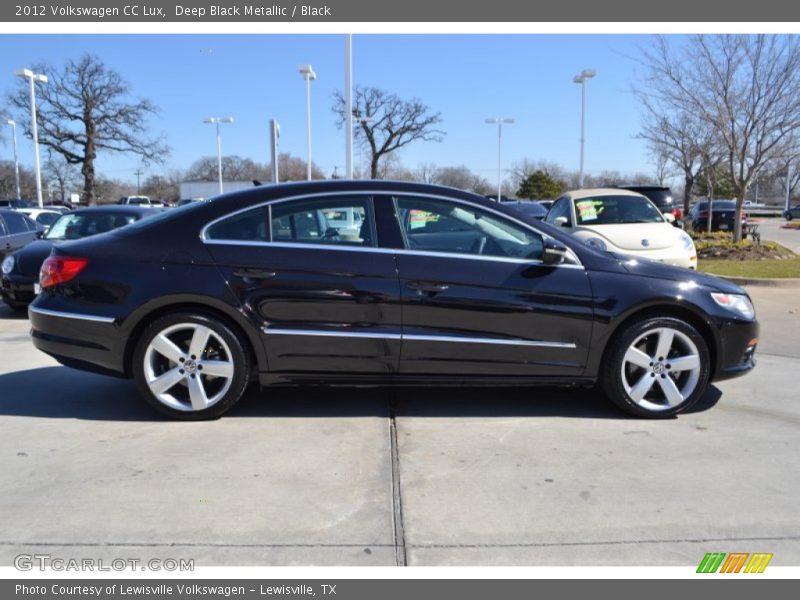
[
  {"left": 712, "top": 317, "right": 759, "bottom": 382},
  {"left": 28, "top": 303, "right": 128, "bottom": 377}
]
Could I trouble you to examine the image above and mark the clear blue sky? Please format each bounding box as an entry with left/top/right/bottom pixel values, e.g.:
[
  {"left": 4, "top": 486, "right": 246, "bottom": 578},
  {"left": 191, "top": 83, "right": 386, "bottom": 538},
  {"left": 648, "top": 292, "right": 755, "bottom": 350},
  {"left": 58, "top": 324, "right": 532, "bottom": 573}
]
[{"left": 0, "top": 34, "right": 672, "bottom": 182}]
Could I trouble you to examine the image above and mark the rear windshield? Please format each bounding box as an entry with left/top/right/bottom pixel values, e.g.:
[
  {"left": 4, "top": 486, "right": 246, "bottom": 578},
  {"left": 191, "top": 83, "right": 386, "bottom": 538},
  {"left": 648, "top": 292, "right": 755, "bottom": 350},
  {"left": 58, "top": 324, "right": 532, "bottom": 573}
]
[{"left": 573, "top": 195, "right": 665, "bottom": 225}]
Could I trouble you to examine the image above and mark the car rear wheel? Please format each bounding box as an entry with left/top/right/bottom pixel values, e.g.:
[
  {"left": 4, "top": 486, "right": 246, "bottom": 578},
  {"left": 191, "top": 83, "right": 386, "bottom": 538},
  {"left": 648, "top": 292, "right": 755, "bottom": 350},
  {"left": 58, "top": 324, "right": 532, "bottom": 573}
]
[
  {"left": 133, "top": 312, "right": 250, "bottom": 420},
  {"left": 601, "top": 317, "right": 710, "bottom": 418}
]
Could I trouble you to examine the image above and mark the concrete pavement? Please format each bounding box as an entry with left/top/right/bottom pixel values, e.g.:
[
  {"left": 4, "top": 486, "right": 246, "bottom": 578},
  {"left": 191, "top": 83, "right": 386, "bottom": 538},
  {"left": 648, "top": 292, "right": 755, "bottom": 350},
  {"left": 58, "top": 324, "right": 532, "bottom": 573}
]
[
  {"left": 750, "top": 217, "right": 800, "bottom": 253},
  {"left": 1, "top": 283, "right": 798, "bottom": 566}
]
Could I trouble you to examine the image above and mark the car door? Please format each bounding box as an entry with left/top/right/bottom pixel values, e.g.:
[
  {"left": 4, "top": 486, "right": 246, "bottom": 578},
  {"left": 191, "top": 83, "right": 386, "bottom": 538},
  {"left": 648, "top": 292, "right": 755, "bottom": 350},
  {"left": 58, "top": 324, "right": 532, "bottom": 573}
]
[
  {"left": 388, "top": 195, "right": 594, "bottom": 377},
  {"left": 203, "top": 194, "right": 402, "bottom": 375},
  {"left": 0, "top": 211, "right": 37, "bottom": 258}
]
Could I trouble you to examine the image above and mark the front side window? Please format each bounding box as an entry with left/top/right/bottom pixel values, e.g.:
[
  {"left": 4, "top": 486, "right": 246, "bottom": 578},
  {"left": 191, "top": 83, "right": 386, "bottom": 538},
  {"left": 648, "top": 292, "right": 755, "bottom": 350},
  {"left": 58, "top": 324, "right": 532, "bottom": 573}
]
[
  {"left": 271, "top": 196, "right": 374, "bottom": 247},
  {"left": 394, "top": 196, "right": 543, "bottom": 260},
  {"left": 205, "top": 207, "right": 268, "bottom": 242}
]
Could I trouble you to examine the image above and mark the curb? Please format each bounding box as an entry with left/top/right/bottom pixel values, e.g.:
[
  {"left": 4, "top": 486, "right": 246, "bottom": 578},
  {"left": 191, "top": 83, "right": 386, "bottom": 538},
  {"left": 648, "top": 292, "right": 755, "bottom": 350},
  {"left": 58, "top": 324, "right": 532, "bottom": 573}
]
[{"left": 705, "top": 274, "right": 800, "bottom": 287}]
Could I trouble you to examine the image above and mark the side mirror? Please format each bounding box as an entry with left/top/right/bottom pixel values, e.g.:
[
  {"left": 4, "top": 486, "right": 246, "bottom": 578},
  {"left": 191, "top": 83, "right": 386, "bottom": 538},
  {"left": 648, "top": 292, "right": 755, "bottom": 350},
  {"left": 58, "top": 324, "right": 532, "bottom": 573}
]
[
  {"left": 542, "top": 238, "right": 569, "bottom": 266},
  {"left": 553, "top": 216, "right": 570, "bottom": 227},
  {"left": 36, "top": 231, "right": 44, "bottom": 239}
]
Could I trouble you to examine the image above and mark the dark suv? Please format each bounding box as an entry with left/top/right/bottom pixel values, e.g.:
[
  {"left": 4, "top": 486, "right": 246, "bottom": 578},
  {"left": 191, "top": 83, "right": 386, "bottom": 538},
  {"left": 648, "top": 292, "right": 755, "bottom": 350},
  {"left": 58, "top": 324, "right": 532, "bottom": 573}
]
[{"left": 618, "top": 186, "right": 683, "bottom": 227}]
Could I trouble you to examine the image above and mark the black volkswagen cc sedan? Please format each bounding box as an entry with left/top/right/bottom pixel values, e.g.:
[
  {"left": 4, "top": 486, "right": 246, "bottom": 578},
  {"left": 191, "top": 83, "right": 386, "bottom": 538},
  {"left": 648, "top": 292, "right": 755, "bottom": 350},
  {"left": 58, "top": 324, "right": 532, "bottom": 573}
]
[{"left": 27, "top": 181, "right": 758, "bottom": 420}]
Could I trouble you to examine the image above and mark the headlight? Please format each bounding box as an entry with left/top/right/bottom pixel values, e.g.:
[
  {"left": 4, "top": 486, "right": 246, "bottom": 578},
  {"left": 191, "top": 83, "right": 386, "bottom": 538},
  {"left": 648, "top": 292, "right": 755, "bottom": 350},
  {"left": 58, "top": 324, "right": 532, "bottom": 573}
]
[
  {"left": 1, "top": 255, "right": 14, "bottom": 275},
  {"left": 679, "top": 231, "right": 695, "bottom": 252},
  {"left": 584, "top": 237, "right": 607, "bottom": 251},
  {"left": 710, "top": 293, "right": 755, "bottom": 319}
]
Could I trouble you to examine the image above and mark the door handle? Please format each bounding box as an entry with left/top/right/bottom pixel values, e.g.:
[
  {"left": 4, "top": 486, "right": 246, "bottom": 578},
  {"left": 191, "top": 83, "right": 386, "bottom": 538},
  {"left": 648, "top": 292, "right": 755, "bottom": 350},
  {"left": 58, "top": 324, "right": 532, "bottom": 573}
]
[
  {"left": 232, "top": 268, "right": 277, "bottom": 280},
  {"left": 407, "top": 281, "right": 450, "bottom": 294}
]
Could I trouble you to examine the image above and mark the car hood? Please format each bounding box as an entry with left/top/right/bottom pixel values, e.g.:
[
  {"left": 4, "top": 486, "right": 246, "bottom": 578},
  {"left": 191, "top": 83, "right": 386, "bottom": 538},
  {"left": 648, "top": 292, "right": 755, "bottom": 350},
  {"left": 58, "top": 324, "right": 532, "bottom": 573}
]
[
  {"left": 616, "top": 254, "right": 745, "bottom": 294},
  {"left": 578, "top": 222, "right": 679, "bottom": 251},
  {"left": 12, "top": 240, "right": 57, "bottom": 277}
]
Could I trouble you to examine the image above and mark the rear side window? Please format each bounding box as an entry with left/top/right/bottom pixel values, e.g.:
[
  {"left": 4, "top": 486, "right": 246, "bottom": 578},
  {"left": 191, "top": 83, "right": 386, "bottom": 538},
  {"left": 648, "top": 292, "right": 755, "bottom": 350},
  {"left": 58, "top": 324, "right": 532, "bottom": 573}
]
[
  {"left": 270, "top": 196, "right": 374, "bottom": 247},
  {"left": 0, "top": 216, "right": 7, "bottom": 236},
  {"left": 205, "top": 207, "right": 268, "bottom": 242},
  {"left": 2, "top": 211, "right": 31, "bottom": 234}
]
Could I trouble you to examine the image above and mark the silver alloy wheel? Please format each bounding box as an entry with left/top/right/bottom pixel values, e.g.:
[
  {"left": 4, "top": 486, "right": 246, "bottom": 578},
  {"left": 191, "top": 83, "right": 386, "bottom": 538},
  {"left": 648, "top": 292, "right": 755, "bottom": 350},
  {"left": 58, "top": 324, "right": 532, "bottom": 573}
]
[
  {"left": 620, "top": 327, "right": 701, "bottom": 412},
  {"left": 143, "top": 323, "right": 235, "bottom": 412}
]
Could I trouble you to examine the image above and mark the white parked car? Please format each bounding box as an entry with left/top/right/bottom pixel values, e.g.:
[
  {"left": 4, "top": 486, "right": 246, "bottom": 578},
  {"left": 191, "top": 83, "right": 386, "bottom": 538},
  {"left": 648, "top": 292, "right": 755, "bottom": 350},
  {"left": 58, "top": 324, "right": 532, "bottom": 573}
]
[{"left": 544, "top": 188, "right": 697, "bottom": 269}]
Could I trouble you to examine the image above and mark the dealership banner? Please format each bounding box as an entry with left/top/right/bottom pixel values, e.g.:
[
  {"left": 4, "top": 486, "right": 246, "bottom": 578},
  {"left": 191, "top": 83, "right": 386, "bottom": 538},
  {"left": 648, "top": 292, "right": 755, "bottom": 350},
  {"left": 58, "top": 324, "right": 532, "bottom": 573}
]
[
  {"left": 3, "top": 579, "right": 797, "bottom": 599},
  {"left": 2, "top": 0, "right": 800, "bottom": 22}
]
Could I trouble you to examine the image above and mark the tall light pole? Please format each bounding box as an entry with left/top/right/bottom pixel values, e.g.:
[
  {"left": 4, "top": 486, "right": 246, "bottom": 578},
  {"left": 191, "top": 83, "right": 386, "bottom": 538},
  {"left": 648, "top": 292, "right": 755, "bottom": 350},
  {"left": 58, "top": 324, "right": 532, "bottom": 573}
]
[
  {"left": 4, "top": 119, "right": 21, "bottom": 199},
  {"left": 345, "top": 34, "right": 354, "bottom": 180},
  {"left": 203, "top": 116, "right": 233, "bottom": 195},
  {"left": 485, "top": 117, "right": 514, "bottom": 202},
  {"left": 299, "top": 64, "right": 317, "bottom": 180},
  {"left": 15, "top": 68, "right": 48, "bottom": 208},
  {"left": 573, "top": 68, "right": 596, "bottom": 189}
]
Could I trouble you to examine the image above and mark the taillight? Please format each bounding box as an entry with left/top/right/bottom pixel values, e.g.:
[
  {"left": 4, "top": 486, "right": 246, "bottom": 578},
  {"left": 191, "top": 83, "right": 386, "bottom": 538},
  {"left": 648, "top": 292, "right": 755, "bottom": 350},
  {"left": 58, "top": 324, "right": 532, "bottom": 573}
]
[
  {"left": 673, "top": 208, "right": 683, "bottom": 220},
  {"left": 40, "top": 256, "right": 88, "bottom": 289},
  {"left": 699, "top": 210, "right": 709, "bottom": 219}
]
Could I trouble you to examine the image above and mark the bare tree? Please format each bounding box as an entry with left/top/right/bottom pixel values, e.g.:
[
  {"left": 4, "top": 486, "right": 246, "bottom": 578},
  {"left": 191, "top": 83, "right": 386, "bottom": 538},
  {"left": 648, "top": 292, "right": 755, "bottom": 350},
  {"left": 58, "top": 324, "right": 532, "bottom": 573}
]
[
  {"left": 641, "top": 35, "right": 800, "bottom": 241},
  {"left": 638, "top": 103, "right": 716, "bottom": 214},
  {"left": 333, "top": 86, "right": 445, "bottom": 179},
  {"left": 431, "top": 165, "right": 493, "bottom": 195},
  {"left": 43, "top": 150, "right": 80, "bottom": 202},
  {"left": 6, "top": 54, "right": 168, "bottom": 204},
  {"left": 186, "top": 155, "right": 267, "bottom": 182},
  {"left": 414, "top": 162, "right": 440, "bottom": 184}
]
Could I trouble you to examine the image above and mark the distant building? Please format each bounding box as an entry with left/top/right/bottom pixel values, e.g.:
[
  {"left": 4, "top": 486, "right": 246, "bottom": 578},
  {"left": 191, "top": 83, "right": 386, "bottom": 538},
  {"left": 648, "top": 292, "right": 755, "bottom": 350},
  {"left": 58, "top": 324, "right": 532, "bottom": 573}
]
[{"left": 179, "top": 180, "right": 259, "bottom": 201}]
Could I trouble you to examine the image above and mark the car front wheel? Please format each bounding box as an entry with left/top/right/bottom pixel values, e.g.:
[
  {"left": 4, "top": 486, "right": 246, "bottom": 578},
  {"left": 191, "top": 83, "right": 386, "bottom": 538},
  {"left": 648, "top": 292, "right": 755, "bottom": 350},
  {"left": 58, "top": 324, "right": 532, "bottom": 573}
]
[
  {"left": 601, "top": 317, "right": 711, "bottom": 418},
  {"left": 132, "top": 312, "right": 250, "bottom": 420}
]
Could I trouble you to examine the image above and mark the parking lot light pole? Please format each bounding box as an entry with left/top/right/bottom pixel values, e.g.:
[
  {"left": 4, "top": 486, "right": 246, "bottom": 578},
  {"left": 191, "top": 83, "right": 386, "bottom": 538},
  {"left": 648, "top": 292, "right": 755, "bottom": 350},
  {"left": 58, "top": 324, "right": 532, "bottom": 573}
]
[
  {"left": 203, "top": 117, "right": 234, "bottom": 195},
  {"left": 573, "top": 68, "right": 596, "bottom": 189},
  {"left": 4, "top": 119, "right": 21, "bottom": 199},
  {"left": 485, "top": 117, "right": 514, "bottom": 202},
  {"left": 299, "top": 65, "right": 317, "bottom": 180},
  {"left": 15, "top": 69, "right": 48, "bottom": 208}
]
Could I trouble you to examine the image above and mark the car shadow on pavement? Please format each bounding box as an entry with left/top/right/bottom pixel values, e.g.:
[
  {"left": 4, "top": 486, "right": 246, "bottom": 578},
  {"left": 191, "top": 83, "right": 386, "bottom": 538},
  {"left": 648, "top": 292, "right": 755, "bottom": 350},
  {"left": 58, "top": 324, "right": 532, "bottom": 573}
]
[
  {"left": 0, "top": 365, "right": 722, "bottom": 421},
  {"left": 0, "top": 305, "right": 27, "bottom": 320}
]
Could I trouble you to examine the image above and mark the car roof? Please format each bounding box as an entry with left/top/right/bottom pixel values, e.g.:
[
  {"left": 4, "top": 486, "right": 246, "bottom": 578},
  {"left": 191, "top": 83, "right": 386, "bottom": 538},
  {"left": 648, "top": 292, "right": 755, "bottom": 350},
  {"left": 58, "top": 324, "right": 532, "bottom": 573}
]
[
  {"left": 565, "top": 188, "right": 648, "bottom": 200},
  {"left": 70, "top": 205, "right": 163, "bottom": 215}
]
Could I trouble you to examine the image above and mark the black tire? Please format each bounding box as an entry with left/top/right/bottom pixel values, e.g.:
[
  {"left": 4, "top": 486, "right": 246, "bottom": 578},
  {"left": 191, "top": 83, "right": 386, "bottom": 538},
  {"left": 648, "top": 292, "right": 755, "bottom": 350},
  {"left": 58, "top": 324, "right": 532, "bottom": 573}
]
[
  {"left": 601, "top": 316, "right": 711, "bottom": 418},
  {"left": 132, "top": 312, "right": 251, "bottom": 420},
  {"left": 786, "top": 212, "right": 793, "bottom": 221}
]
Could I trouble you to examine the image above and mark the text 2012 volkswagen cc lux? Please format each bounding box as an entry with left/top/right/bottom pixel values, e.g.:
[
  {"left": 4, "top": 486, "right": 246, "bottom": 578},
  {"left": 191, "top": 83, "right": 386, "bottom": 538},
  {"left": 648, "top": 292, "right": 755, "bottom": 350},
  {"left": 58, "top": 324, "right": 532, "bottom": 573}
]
[{"left": 27, "top": 181, "right": 758, "bottom": 420}]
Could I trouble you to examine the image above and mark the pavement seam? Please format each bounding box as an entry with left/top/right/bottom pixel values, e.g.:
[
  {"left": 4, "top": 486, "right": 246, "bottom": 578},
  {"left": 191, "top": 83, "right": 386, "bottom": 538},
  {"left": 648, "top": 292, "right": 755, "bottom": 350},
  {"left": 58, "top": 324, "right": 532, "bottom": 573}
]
[
  {"left": 1, "top": 535, "right": 798, "bottom": 550},
  {"left": 388, "top": 392, "right": 408, "bottom": 567}
]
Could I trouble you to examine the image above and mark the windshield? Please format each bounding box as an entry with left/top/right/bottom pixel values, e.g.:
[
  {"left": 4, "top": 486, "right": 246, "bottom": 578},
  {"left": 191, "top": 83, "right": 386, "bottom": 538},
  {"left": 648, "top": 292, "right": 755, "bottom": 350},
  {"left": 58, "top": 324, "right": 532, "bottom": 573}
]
[
  {"left": 45, "top": 212, "right": 140, "bottom": 240},
  {"left": 573, "top": 195, "right": 665, "bottom": 225}
]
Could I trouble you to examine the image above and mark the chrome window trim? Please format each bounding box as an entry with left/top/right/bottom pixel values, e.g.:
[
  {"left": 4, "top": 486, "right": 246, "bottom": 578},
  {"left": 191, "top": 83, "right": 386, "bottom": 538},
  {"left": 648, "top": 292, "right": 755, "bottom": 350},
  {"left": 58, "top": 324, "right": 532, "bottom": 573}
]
[
  {"left": 29, "top": 306, "right": 116, "bottom": 324},
  {"left": 262, "top": 327, "right": 576, "bottom": 349},
  {"left": 199, "top": 190, "right": 584, "bottom": 269}
]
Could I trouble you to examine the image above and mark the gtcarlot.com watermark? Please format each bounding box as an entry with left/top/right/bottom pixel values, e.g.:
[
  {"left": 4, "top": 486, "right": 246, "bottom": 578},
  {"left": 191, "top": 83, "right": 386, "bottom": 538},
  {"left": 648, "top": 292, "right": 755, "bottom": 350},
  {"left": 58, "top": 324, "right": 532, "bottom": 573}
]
[{"left": 14, "top": 553, "right": 194, "bottom": 572}]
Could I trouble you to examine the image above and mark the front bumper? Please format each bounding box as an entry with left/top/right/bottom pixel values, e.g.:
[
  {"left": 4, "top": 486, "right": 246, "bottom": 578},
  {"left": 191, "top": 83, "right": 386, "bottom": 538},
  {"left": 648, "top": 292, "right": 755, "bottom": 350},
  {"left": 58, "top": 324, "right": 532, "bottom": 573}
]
[
  {"left": 28, "top": 301, "right": 128, "bottom": 377},
  {"left": 1, "top": 273, "right": 36, "bottom": 305},
  {"left": 712, "top": 317, "right": 759, "bottom": 382}
]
